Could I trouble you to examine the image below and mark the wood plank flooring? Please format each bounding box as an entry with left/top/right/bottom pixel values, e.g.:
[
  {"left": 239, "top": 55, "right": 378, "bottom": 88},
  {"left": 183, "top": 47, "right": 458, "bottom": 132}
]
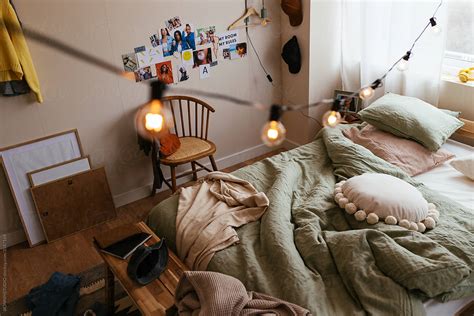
[{"left": 3, "top": 149, "right": 284, "bottom": 303}]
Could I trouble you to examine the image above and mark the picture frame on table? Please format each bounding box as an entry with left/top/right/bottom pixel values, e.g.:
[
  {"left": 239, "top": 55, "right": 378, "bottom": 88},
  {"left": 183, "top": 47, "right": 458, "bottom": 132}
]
[{"left": 333, "top": 90, "right": 362, "bottom": 114}]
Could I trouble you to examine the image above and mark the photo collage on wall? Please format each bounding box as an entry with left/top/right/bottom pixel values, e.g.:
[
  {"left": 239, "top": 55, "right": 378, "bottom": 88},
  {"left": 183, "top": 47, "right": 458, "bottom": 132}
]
[{"left": 121, "top": 16, "right": 248, "bottom": 83}]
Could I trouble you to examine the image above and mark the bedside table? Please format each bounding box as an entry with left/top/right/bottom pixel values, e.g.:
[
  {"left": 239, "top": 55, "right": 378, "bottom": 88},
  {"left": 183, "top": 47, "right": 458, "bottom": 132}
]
[{"left": 95, "top": 221, "right": 188, "bottom": 315}]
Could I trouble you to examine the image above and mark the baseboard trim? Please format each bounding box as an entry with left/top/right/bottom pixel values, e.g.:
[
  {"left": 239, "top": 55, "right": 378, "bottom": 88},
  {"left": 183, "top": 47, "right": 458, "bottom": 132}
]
[
  {"left": 113, "top": 143, "right": 273, "bottom": 207},
  {"left": 2, "top": 229, "right": 26, "bottom": 249}
]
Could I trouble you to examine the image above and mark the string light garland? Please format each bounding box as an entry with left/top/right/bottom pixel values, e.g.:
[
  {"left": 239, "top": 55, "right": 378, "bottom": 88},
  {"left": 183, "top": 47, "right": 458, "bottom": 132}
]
[{"left": 2, "top": 0, "right": 443, "bottom": 148}]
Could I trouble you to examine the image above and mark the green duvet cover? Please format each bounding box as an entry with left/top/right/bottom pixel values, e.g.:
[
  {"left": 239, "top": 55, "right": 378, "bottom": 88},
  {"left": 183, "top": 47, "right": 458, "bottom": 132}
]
[{"left": 148, "top": 125, "right": 473, "bottom": 315}]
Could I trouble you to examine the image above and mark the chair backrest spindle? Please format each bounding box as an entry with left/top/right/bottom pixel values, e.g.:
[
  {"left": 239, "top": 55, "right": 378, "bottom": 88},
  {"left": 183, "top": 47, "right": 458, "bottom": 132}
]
[
  {"left": 178, "top": 100, "right": 185, "bottom": 136},
  {"left": 200, "top": 106, "right": 204, "bottom": 139},
  {"left": 161, "top": 95, "right": 215, "bottom": 140},
  {"left": 169, "top": 100, "right": 178, "bottom": 136}
]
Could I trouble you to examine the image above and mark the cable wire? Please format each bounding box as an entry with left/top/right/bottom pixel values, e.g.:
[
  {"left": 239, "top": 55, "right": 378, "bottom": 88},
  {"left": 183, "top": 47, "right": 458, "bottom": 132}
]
[{"left": 246, "top": 29, "right": 274, "bottom": 85}]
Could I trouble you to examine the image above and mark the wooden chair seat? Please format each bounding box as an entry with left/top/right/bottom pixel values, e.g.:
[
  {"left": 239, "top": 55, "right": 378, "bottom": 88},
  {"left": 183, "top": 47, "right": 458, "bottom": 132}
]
[{"left": 161, "top": 137, "right": 216, "bottom": 165}]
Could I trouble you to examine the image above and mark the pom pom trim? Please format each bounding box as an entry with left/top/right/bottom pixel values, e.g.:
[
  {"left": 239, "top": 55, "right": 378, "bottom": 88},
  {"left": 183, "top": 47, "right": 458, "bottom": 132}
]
[{"left": 334, "top": 180, "right": 437, "bottom": 232}]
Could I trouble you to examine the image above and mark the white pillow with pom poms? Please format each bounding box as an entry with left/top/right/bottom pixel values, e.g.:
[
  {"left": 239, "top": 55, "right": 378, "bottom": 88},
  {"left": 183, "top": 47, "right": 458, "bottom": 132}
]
[{"left": 334, "top": 173, "right": 440, "bottom": 232}]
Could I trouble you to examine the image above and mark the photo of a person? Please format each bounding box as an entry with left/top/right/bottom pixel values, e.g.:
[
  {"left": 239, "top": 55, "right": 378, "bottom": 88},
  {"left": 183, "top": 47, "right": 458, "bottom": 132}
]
[
  {"left": 222, "top": 48, "right": 230, "bottom": 60},
  {"left": 134, "top": 66, "right": 153, "bottom": 82},
  {"left": 182, "top": 24, "right": 196, "bottom": 50},
  {"left": 236, "top": 43, "right": 247, "bottom": 58},
  {"left": 198, "top": 33, "right": 208, "bottom": 46},
  {"left": 229, "top": 42, "right": 247, "bottom": 59},
  {"left": 156, "top": 61, "right": 174, "bottom": 84},
  {"left": 150, "top": 34, "right": 160, "bottom": 48},
  {"left": 193, "top": 48, "right": 212, "bottom": 68},
  {"left": 165, "top": 16, "right": 183, "bottom": 32},
  {"left": 160, "top": 28, "right": 173, "bottom": 57},
  {"left": 177, "top": 65, "right": 189, "bottom": 82},
  {"left": 196, "top": 26, "right": 216, "bottom": 46},
  {"left": 333, "top": 90, "right": 361, "bottom": 113},
  {"left": 171, "top": 30, "right": 189, "bottom": 55}
]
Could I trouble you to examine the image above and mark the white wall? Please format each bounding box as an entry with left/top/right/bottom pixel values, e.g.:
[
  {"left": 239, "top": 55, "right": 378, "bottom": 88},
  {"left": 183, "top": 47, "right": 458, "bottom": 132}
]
[
  {"left": 280, "top": 0, "right": 311, "bottom": 146},
  {"left": 0, "top": 0, "right": 282, "bottom": 246},
  {"left": 282, "top": 0, "right": 342, "bottom": 146},
  {"left": 439, "top": 81, "right": 474, "bottom": 120}
]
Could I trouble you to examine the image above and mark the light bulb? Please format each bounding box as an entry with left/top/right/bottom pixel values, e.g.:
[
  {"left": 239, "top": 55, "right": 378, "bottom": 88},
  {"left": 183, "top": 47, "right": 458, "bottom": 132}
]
[
  {"left": 359, "top": 86, "right": 375, "bottom": 100},
  {"left": 145, "top": 113, "right": 164, "bottom": 132},
  {"left": 135, "top": 99, "right": 173, "bottom": 141},
  {"left": 322, "top": 111, "right": 342, "bottom": 128},
  {"left": 429, "top": 17, "right": 441, "bottom": 36},
  {"left": 431, "top": 24, "right": 441, "bottom": 35},
  {"left": 261, "top": 120, "right": 286, "bottom": 147},
  {"left": 262, "top": 19, "right": 268, "bottom": 26},
  {"left": 397, "top": 58, "right": 409, "bottom": 72}
]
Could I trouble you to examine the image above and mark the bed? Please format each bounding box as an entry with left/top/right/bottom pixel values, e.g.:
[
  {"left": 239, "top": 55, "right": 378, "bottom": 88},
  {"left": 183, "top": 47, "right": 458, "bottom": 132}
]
[
  {"left": 147, "top": 124, "right": 473, "bottom": 316},
  {"left": 414, "top": 139, "right": 474, "bottom": 316}
]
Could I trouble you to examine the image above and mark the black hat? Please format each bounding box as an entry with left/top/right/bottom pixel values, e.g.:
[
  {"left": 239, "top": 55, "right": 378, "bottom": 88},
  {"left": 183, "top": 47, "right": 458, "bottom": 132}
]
[
  {"left": 281, "top": 36, "right": 301, "bottom": 74},
  {"left": 127, "top": 239, "right": 168, "bottom": 285}
]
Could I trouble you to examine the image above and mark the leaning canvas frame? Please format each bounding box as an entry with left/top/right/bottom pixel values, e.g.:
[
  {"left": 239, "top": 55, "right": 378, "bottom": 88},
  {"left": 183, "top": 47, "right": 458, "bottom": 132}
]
[
  {"left": 27, "top": 156, "right": 91, "bottom": 187},
  {"left": 0, "top": 130, "right": 83, "bottom": 247}
]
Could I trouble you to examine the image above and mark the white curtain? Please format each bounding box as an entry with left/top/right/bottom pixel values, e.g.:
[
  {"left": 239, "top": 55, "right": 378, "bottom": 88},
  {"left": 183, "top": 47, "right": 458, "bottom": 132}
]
[{"left": 341, "top": 0, "right": 447, "bottom": 106}]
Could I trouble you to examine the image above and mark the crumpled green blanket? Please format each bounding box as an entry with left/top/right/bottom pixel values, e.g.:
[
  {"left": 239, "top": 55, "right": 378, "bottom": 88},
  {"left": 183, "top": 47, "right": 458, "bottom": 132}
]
[{"left": 148, "top": 125, "right": 473, "bottom": 315}]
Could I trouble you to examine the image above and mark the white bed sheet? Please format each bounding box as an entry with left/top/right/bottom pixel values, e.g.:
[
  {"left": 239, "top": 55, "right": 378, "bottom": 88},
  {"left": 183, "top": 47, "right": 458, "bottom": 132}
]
[
  {"left": 414, "top": 139, "right": 473, "bottom": 209},
  {"left": 414, "top": 139, "right": 474, "bottom": 315}
]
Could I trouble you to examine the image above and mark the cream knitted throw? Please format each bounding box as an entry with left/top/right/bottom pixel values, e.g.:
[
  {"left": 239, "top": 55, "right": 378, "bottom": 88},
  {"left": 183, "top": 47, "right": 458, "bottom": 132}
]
[{"left": 176, "top": 172, "right": 269, "bottom": 270}]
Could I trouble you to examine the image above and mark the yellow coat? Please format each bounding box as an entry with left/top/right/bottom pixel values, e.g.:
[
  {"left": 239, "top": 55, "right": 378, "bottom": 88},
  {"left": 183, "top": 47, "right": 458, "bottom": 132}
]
[{"left": 0, "top": 0, "right": 43, "bottom": 103}]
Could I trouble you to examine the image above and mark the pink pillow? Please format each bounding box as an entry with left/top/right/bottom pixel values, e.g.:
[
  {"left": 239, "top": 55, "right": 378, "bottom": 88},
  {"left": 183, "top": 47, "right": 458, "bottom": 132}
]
[{"left": 343, "top": 125, "right": 455, "bottom": 176}]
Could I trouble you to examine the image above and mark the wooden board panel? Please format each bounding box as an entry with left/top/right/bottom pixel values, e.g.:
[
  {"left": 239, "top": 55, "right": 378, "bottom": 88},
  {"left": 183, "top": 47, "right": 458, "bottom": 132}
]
[{"left": 31, "top": 167, "right": 116, "bottom": 242}]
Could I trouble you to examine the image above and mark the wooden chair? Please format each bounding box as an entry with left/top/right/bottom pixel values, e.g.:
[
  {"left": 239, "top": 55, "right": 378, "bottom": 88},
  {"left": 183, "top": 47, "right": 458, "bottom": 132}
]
[{"left": 152, "top": 95, "right": 218, "bottom": 194}]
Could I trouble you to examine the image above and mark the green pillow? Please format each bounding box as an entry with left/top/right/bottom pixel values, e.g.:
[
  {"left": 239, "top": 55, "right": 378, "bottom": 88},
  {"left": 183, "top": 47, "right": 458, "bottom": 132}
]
[{"left": 358, "top": 93, "right": 464, "bottom": 151}]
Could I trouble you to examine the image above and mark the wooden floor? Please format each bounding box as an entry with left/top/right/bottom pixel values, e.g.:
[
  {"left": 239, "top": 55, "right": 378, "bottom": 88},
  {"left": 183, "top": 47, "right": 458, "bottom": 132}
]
[{"left": 3, "top": 149, "right": 284, "bottom": 303}]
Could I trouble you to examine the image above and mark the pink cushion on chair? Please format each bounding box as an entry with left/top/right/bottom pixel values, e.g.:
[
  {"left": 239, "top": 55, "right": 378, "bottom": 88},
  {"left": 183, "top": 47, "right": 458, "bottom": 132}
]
[{"left": 343, "top": 124, "right": 455, "bottom": 176}]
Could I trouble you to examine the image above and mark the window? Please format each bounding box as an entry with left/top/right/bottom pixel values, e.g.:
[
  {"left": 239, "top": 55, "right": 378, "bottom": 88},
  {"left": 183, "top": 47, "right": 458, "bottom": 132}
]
[{"left": 444, "top": 0, "right": 473, "bottom": 64}]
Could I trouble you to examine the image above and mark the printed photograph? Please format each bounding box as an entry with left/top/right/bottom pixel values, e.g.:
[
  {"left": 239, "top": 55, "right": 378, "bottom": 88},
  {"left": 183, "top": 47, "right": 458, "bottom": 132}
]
[
  {"left": 159, "top": 28, "right": 173, "bottom": 57},
  {"left": 136, "top": 46, "right": 164, "bottom": 68},
  {"left": 182, "top": 23, "right": 196, "bottom": 50},
  {"left": 170, "top": 29, "right": 189, "bottom": 56},
  {"left": 196, "top": 26, "right": 216, "bottom": 46},
  {"left": 181, "top": 49, "right": 194, "bottom": 67},
  {"left": 156, "top": 61, "right": 174, "bottom": 84},
  {"left": 193, "top": 47, "right": 213, "bottom": 68},
  {"left": 150, "top": 34, "right": 160, "bottom": 48},
  {"left": 176, "top": 64, "right": 190, "bottom": 83},
  {"left": 134, "top": 66, "right": 154, "bottom": 82},
  {"left": 222, "top": 48, "right": 231, "bottom": 60},
  {"left": 229, "top": 42, "right": 247, "bottom": 59},
  {"left": 333, "top": 90, "right": 361, "bottom": 113},
  {"left": 165, "top": 16, "right": 183, "bottom": 32},
  {"left": 121, "top": 53, "right": 138, "bottom": 72}
]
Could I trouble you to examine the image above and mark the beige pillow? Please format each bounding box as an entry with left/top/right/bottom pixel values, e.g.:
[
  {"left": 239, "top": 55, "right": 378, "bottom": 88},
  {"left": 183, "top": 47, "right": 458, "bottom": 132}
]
[
  {"left": 343, "top": 125, "right": 455, "bottom": 176},
  {"left": 450, "top": 156, "right": 474, "bottom": 180},
  {"left": 334, "top": 173, "right": 440, "bottom": 232}
]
